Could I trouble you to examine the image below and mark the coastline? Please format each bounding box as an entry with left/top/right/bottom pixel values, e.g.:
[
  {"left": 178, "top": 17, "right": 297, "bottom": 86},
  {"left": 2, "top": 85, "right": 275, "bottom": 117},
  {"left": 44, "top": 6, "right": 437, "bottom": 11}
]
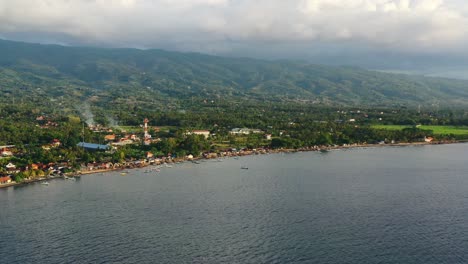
[{"left": 0, "top": 140, "right": 461, "bottom": 189}]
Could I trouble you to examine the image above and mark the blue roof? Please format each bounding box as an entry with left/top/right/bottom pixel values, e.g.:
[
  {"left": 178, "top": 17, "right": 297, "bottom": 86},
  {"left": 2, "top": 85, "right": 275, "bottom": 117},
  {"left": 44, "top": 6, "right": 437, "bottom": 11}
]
[{"left": 77, "top": 142, "right": 110, "bottom": 150}]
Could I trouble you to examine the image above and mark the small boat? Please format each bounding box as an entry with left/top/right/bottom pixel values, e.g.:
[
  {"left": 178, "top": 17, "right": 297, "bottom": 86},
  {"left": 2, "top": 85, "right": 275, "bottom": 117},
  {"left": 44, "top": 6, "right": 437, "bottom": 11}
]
[
  {"left": 241, "top": 166, "right": 249, "bottom": 170},
  {"left": 66, "top": 177, "right": 76, "bottom": 181},
  {"left": 40, "top": 181, "right": 49, "bottom": 185},
  {"left": 145, "top": 168, "right": 160, "bottom": 173}
]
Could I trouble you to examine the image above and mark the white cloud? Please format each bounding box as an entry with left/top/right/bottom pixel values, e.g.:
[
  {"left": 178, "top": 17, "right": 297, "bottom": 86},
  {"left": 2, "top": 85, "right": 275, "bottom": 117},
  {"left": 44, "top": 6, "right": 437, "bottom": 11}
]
[
  {"left": 296, "top": 0, "right": 468, "bottom": 49},
  {"left": 0, "top": 0, "right": 467, "bottom": 55}
]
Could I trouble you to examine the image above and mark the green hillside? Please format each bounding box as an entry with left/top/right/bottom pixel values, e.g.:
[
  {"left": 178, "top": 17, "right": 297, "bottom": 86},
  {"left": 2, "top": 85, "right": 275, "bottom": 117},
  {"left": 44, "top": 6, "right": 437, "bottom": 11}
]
[{"left": 1, "top": 39, "right": 468, "bottom": 109}]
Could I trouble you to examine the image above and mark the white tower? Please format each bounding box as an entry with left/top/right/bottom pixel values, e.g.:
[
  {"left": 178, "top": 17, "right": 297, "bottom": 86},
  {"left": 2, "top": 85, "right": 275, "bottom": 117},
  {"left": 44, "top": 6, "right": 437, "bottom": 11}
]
[{"left": 144, "top": 118, "right": 151, "bottom": 139}]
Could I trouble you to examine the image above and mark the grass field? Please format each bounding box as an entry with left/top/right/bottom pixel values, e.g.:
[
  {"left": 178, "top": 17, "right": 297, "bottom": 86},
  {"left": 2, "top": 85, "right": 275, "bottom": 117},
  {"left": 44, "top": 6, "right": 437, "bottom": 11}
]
[{"left": 372, "top": 125, "right": 468, "bottom": 135}]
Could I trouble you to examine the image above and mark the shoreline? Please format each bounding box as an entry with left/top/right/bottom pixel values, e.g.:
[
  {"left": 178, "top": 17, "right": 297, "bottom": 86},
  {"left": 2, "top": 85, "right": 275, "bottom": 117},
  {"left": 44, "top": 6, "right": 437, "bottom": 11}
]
[{"left": 0, "top": 140, "right": 462, "bottom": 189}]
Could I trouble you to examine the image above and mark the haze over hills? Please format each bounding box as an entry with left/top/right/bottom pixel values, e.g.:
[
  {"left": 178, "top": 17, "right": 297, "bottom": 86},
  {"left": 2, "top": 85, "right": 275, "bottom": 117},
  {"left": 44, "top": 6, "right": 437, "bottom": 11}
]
[
  {"left": 2, "top": 1, "right": 468, "bottom": 81},
  {"left": 1, "top": 39, "right": 468, "bottom": 109}
]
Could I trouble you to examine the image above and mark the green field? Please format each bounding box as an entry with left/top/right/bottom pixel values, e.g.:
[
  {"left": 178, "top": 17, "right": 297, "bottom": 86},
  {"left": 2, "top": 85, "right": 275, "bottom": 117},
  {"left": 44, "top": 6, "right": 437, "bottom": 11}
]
[{"left": 372, "top": 125, "right": 468, "bottom": 135}]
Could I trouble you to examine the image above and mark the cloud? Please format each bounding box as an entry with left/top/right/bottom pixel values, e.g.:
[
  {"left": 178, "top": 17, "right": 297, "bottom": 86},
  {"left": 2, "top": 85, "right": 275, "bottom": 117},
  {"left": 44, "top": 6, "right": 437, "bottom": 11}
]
[
  {"left": 294, "top": 0, "right": 468, "bottom": 52},
  {"left": 0, "top": 0, "right": 467, "bottom": 56}
]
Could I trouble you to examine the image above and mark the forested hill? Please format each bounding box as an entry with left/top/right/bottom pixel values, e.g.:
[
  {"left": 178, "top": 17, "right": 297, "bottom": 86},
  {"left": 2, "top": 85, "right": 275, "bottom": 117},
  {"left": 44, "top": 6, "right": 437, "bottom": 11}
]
[{"left": 1, "top": 38, "right": 468, "bottom": 108}]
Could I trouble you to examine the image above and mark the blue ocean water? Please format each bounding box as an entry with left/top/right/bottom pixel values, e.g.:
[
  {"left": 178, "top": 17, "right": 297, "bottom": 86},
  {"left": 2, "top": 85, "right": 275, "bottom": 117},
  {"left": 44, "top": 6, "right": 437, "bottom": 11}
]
[{"left": 2, "top": 144, "right": 468, "bottom": 263}]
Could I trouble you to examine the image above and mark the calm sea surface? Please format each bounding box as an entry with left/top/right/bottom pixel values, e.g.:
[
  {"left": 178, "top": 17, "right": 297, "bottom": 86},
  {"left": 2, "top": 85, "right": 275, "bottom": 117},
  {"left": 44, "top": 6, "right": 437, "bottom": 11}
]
[{"left": 2, "top": 144, "right": 468, "bottom": 264}]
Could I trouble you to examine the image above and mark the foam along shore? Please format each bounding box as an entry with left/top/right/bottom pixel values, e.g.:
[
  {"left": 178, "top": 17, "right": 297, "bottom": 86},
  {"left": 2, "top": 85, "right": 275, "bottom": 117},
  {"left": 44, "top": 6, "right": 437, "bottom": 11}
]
[{"left": 0, "top": 140, "right": 460, "bottom": 189}]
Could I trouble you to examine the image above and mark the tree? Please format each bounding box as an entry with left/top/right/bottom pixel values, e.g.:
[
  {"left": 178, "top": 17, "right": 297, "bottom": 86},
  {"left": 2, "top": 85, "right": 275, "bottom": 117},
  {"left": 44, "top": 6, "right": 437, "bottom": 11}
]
[{"left": 13, "top": 174, "right": 24, "bottom": 183}]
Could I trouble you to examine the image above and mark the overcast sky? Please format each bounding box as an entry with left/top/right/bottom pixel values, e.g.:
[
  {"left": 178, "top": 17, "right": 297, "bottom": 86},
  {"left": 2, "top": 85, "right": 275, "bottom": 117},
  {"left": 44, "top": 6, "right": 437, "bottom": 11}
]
[{"left": 1, "top": 0, "right": 468, "bottom": 71}]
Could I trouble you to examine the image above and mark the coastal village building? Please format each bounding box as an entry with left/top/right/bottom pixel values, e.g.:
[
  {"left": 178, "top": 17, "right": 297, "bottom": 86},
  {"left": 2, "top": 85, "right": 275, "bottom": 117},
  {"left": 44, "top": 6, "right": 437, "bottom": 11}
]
[
  {"left": 5, "top": 163, "right": 19, "bottom": 173},
  {"left": 1, "top": 148, "right": 13, "bottom": 157},
  {"left": 104, "top": 134, "right": 116, "bottom": 141},
  {"left": 77, "top": 142, "right": 111, "bottom": 151},
  {"left": 0, "top": 176, "right": 11, "bottom": 184},
  {"left": 230, "top": 128, "right": 263, "bottom": 135},
  {"left": 186, "top": 130, "right": 211, "bottom": 139},
  {"left": 51, "top": 139, "right": 61, "bottom": 147},
  {"left": 83, "top": 162, "right": 115, "bottom": 171},
  {"left": 42, "top": 139, "right": 62, "bottom": 150},
  {"left": 112, "top": 138, "right": 134, "bottom": 146}
]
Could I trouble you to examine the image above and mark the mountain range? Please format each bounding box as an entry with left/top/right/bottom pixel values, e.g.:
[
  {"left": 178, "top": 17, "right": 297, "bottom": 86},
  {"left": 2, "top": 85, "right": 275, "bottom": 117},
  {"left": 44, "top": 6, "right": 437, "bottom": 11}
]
[{"left": 1, "top": 39, "right": 468, "bottom": 109}]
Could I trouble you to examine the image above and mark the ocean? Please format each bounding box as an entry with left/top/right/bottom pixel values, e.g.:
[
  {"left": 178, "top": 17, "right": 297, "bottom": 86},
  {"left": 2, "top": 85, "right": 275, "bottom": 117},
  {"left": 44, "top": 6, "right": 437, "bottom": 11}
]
[{"left": 2, "top": 144, "right": 468, "bottom": 263}]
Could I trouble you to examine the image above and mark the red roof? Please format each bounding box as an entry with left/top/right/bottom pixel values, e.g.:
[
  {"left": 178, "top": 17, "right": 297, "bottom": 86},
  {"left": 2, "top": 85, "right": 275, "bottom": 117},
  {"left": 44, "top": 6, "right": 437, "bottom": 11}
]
[{"left": 0, "top": 176, "right": 11, "bottom": 183}]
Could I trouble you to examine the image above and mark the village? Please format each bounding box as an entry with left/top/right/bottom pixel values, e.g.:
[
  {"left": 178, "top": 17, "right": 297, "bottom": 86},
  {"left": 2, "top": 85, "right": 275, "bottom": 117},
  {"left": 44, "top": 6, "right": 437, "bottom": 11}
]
[
  {"left": 0, "top": 111, "right": 447, "bottom": 189},
  {"left": 0, "top": 116, "right": 281, "bottom": 188}
]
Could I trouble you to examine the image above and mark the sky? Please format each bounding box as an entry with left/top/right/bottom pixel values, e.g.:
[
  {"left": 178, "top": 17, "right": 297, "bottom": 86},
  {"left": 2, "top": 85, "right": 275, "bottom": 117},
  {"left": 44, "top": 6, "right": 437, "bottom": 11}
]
[{"left": 1, "top": 0, "right": 468, "bottom": 74}]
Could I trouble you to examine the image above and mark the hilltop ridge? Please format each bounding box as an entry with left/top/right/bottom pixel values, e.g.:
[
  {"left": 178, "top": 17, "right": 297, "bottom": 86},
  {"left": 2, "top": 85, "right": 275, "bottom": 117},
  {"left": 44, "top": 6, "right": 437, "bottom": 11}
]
[{"left": 1, "top": 39, "right": 468, "bottom": 108}]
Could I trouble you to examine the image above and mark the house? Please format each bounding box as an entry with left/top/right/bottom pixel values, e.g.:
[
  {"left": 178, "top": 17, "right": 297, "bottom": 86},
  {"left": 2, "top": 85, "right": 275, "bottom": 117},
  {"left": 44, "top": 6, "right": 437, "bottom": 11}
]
[
  {"left": 146, "top": 152, "right": 154, "bottom": 159},
  {"left": 104, "top": 134, "right": 116, "bottom": 141},
  {"left": 51, "top": 139, "right": 61, "bottom": 147},
  {"left": 77, "top": 142, "right": 111, "bottom": 151},
  {"left": 187, "top": 130, "right": 211, "bottom": 139},
  {"left": 6, "top": 162, "right": 16, "bottom": 170},
  {"left": 112, "top": 139, "right": 134, "bottom": 146},
  {"left": 85, "top": 163, "right": 95, "bottom": 171},
  {"left": 265, "top": 134, "right": 272, "bottom": 140},
  {"left": 42, "top": 139, "right": 62, "bottom": 150},
  {"left": 230, "top": 128, "right": 263, "bottom": 135},
  {"left": 99, "top": 162, "right": 114, "bottom": 169},
  {"left": 424, "top": 137, "right": 434, "bottom": 143},
  {"left": 42, "top": 145, "right": 51, "bottom": 151},
  {"left": 0, "top": 148, "right": 13, "bottom": 157},
  {"left": 5, "top": 163, "right": 19, "bottom": 173},
  {"left": 0, "top": 176, "right": 11, "bottom": 184}
]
